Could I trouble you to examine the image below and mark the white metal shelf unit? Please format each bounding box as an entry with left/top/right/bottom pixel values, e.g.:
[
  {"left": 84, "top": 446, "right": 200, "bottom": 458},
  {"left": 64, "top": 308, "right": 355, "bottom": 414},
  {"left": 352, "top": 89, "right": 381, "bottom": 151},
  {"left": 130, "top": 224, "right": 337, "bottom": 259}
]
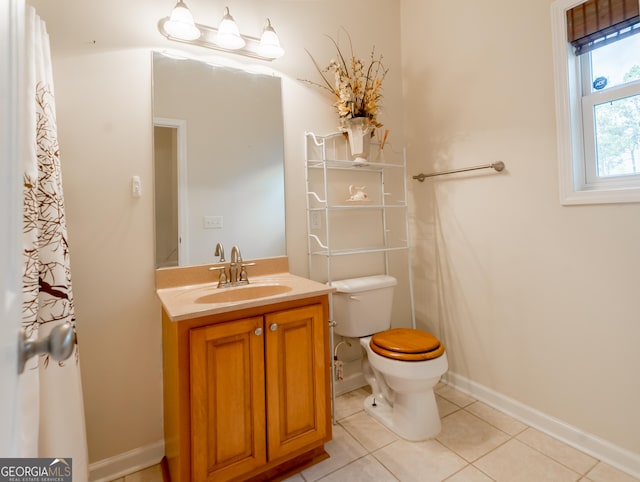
[
  {"left": 305, "top": 131, "right": 411, "bottom": 277},
  {"left": 304, "top": 131, "right": 416, "bottom": 422}
]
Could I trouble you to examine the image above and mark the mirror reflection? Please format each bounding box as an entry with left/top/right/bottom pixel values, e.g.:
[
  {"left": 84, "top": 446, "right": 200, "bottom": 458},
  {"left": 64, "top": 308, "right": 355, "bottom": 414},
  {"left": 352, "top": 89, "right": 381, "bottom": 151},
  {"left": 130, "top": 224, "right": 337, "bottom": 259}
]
[{"left": 152, "top": 52, "right": 286, "bottom": 268}]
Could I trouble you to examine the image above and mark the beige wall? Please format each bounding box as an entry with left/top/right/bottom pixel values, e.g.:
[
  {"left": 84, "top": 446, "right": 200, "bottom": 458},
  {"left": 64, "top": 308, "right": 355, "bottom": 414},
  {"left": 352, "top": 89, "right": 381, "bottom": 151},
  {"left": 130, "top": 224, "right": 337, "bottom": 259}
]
[
  {"left": 27, "top": 0, "right": 404, "bottom": 471},
  {"left": 25, "top": 0, "right": 640, "bottom": 475},
  {"left": 401, "top": 0, "right": 640, "bottom": 458},
  {"left": 47, "top": 48, "right": 162, "bottom": 466}
]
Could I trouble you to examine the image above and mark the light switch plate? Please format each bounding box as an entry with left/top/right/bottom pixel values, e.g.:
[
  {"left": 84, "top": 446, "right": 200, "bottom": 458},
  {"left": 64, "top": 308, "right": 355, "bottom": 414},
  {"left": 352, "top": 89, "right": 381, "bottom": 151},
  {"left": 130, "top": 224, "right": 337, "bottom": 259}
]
[
  {"left": 310, "top": 211, "right": 322, "bottom": 230},
  {"left": 131, "top": 176, "right": 142, "bottom": 198},
  {"left": 203, "top": 216, "right": 223, "bottom": 229}
]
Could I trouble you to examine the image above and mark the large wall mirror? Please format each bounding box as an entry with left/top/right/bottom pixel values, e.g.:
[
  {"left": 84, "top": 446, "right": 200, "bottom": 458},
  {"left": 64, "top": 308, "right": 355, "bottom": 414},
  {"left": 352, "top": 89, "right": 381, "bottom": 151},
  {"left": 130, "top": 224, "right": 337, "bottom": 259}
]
[{"left": 152, "top": 52, "right": 286, "bottom": 268}]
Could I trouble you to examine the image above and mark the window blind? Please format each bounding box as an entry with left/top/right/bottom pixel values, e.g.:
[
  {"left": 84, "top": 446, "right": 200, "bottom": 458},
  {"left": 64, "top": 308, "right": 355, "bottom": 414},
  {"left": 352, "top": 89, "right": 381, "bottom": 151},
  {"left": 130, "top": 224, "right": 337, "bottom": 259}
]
[{"left": 567, "top": 0, "right": 640, "bottom": 54}]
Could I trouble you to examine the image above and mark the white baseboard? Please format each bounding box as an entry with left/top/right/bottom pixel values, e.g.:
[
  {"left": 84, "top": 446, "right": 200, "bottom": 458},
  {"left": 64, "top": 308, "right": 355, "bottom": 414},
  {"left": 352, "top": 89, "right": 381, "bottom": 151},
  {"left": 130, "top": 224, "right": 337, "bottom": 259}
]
[
  {"left": 333, "top": 372, "right": 366, "bottom": 397},
  {"left": 88, "top": 440, "right": 164, "bottom": 482},
  {"left": 444, "top": 372, "right": 640, "bottom": 480}
]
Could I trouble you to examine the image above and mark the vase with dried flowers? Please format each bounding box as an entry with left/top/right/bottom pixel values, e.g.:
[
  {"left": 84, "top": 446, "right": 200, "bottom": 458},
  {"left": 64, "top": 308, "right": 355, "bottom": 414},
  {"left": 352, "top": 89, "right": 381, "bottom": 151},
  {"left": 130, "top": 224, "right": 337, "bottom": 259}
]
[{"left": 302, "top": 32, "right": 387, "bottom": 163}]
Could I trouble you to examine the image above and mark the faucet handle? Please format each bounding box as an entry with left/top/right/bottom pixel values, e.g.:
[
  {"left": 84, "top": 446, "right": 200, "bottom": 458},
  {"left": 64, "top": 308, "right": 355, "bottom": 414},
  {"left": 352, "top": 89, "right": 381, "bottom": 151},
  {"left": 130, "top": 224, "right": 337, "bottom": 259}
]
[
  {"left": 209, "top": 265, "right": 229, "bottom": 287},
  {"left": 239, "top": 262, "right": 256, "bottom": 283}
]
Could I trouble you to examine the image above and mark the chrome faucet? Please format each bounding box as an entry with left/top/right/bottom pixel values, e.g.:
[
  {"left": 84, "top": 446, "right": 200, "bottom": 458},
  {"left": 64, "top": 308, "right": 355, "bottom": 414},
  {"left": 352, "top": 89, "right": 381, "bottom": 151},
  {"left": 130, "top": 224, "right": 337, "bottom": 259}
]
[
  {"left": 229, "top": 245, "right": 242, "bottom": 284},
  {"left": 210, "top": 244, "right": 255, "bottom": 287},
  {"left": 230, "top": 246, "right": 256, "bottom": 285},
  {"left": 214, "top": 242, "right": 225, "bottom": 262}
]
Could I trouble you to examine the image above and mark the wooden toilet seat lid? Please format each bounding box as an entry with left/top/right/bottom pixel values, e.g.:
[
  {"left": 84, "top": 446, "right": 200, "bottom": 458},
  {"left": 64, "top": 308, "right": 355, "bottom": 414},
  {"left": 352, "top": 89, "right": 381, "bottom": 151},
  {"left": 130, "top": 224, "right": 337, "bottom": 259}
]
[{"left": 370, "top": 328, "right": 445, "bottom": 361}]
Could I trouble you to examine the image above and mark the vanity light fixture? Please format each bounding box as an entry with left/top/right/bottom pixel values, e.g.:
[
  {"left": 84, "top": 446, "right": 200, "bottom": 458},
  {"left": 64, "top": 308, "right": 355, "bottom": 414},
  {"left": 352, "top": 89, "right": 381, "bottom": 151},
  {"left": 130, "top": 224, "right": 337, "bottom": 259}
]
[{"left": 158, "top": 3, "right": 285, "bottom": 61}]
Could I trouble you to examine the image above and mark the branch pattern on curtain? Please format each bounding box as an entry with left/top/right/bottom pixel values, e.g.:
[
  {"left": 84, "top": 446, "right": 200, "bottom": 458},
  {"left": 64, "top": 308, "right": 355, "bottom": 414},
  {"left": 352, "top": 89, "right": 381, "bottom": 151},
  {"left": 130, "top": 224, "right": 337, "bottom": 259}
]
[
  {"left": 23, "top": 81, "right": 76, "bottom": 361},
  {"left": 21, "top": 7, "right": 88, "bottom": 480}
]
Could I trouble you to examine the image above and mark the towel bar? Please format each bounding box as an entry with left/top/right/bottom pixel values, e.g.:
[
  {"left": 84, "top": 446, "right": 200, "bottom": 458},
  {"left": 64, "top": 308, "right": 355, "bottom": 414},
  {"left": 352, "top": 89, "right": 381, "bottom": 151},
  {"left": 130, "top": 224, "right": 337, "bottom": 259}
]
[{"left": 413, "top": 161, "right": 505, "bottom": 181}]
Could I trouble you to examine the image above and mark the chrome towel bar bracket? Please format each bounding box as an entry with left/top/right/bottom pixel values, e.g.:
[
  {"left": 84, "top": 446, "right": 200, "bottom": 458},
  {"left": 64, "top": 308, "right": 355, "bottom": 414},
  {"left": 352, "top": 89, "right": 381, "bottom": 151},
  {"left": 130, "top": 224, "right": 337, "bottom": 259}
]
[{"left": 413, "top": 161, "right": 505, "bottom": 182}]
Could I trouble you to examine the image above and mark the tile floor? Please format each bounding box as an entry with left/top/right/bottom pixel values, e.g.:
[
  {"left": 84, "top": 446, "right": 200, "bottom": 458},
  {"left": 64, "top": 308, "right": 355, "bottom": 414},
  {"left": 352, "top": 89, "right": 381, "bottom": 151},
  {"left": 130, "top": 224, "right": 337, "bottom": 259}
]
[
  {"left": 110, "top": 463, "right": 164, "bottom": 482},
  {"left": 113, "top": 384, "right": 640, "bottom": 482}
]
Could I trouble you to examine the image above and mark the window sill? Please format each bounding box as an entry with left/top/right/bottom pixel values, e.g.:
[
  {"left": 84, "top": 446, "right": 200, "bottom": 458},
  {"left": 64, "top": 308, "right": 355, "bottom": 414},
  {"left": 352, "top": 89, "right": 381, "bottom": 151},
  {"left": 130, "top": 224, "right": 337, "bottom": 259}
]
[{"left": 560, "top": 184, "right": 640, "bottom": 205}]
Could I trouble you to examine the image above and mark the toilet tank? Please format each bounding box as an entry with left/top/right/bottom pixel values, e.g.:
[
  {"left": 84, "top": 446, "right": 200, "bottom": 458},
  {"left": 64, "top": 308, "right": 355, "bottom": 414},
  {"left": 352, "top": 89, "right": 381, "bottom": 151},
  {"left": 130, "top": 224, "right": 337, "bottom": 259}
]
[{"left": 331, "top": 275, "right": 397, "bottom": 338}]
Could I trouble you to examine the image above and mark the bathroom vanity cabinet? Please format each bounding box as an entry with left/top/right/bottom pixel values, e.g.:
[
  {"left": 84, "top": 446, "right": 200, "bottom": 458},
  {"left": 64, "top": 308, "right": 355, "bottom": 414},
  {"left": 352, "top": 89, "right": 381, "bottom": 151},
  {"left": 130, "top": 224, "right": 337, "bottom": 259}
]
[{"left": 161, "top": 295, "right": 332, "bottom": 482}]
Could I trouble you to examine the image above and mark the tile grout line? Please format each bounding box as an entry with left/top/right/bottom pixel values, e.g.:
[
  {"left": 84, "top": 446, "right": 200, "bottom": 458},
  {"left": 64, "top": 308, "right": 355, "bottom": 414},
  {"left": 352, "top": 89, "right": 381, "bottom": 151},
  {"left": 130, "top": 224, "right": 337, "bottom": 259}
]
[
  {"left": 447, "top": 404, "right": 597, "bottom": 480},
  {"left": 443, "top": 462, "right": 497, "bottom": 482},
  {"left": 434, "top": 396, "right": 590, "bottom": 480},
  {"left": 305, "top": 417, "right": 373, "bottom": 482},
  {"left": 509, "top": 432, "right": 600, "bottom": 479}
]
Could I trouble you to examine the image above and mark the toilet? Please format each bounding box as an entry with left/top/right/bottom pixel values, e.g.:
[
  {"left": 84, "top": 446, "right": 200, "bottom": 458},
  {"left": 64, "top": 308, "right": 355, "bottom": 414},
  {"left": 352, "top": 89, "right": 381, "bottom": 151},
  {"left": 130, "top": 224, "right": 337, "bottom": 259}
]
[{"left": 332, "top": 275, "right": 448, "bottom": 441}]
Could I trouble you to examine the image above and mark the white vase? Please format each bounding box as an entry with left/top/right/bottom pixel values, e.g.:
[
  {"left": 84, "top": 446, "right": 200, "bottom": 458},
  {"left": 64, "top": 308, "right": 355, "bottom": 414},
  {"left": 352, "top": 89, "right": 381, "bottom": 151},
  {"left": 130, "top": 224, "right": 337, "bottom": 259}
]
[{"left": 343, "top": 117, "right": 373, "bottom": 163}]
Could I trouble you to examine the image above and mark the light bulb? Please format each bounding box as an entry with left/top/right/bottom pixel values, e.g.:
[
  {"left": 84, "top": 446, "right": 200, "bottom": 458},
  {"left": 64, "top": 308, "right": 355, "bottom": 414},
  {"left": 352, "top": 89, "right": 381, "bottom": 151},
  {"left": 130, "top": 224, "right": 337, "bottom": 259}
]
[
  {"left": 257, "top": 19, "right": 284, "bottom": 58},
  {"left": 164, "top": 0, "right": 200, "bottom": 41},
  {"left": 215, "top": 7, "right": 245, "bottom": 50}
]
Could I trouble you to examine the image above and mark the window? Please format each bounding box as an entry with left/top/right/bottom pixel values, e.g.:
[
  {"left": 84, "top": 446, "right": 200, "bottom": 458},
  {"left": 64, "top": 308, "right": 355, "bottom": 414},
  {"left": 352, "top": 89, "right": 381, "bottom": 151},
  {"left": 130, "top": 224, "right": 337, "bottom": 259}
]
[
  {"left": 552, "top": 0, "right": 640, "bottom": 204},
  {"left": 582, "top": 33, "right": 640, "bottom": 185}
]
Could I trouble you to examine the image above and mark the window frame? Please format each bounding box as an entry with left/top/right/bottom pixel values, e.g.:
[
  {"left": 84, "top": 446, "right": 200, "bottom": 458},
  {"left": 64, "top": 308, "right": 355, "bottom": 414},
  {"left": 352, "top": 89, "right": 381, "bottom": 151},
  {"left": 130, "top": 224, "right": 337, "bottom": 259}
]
[
  {"left": 582, "top": 75, "right": 640, "bottom": 186},
  {"left": 551, "top": 0, "right": 640, "bottom": 204}
]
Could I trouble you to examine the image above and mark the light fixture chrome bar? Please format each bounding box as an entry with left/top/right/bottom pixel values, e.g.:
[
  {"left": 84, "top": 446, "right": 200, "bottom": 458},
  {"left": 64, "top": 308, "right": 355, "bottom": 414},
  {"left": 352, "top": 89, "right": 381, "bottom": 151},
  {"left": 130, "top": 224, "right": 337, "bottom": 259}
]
[
  {"left": 158, "top": 17, "right": 279, "bottom": 61},
  {"left": 412, "top": 161, "right": 505, "bottom": 182}
]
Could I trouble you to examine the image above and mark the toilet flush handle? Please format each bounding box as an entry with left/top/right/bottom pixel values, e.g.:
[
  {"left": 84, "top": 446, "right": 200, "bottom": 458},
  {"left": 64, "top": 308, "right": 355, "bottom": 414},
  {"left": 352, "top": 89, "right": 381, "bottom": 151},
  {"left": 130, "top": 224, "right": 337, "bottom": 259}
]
[{"left": 349, "top": 295, "right": 361, "bottom": 301}]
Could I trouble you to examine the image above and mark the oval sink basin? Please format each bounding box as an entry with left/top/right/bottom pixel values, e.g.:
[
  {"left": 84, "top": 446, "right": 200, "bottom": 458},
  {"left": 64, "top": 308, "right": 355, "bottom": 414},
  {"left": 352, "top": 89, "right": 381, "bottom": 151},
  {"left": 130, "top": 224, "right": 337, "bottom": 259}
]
[{"left": 195, "top": 284, "right": 292, "bottom": 304}]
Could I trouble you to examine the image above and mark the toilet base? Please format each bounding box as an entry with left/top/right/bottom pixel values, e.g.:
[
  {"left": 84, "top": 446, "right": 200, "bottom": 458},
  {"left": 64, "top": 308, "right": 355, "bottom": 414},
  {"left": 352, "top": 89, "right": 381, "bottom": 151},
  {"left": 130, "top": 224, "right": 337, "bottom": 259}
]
[{"left": 363, "top": 390, "right": 442, "bottom": 441}]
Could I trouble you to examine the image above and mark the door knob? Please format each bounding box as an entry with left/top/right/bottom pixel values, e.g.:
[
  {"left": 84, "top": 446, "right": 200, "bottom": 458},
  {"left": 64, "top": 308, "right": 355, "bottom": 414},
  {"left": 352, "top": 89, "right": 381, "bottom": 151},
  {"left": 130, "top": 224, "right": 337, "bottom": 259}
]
[
  {"left": 254, "top": 327, "right": 263, "bottom": 336},
  {"left": 269, "top": 323, "right": 278, "bottom": 332},
  {"left": 18, "top": 322, "right": 76, "bottom": 374}
]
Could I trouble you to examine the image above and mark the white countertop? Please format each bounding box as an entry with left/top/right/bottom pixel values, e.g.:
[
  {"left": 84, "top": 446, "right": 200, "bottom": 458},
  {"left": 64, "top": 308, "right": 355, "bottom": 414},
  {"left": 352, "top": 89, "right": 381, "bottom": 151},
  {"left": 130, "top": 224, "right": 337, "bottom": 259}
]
[{"left": 157, "top": 271, "right": 334, "bottom": 322}]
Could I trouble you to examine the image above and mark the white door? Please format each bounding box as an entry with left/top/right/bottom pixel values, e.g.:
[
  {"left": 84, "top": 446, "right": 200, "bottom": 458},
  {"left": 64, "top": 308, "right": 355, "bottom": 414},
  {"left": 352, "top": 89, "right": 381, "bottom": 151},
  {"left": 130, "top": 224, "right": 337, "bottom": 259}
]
[{"left": 0, "top": 0, "right": 24, "bottom": 456}]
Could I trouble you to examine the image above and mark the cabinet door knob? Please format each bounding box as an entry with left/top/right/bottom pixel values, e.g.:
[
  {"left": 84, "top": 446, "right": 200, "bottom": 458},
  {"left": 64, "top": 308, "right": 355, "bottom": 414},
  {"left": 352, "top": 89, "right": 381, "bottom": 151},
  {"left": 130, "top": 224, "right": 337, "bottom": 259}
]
[
  {"left": 255, "top": 327, "right": 263, "bottom": 336},
  {"left": 269, "top": 323, "right": 278, "bottom": 332}
]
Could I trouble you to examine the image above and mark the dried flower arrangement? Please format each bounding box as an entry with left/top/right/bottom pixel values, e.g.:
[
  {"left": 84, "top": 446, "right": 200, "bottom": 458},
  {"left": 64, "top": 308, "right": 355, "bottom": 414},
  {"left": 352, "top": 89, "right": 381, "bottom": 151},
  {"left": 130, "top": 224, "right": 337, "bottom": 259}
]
[{"left": 302, "top": 31, "right": 388, "bottom": 130}]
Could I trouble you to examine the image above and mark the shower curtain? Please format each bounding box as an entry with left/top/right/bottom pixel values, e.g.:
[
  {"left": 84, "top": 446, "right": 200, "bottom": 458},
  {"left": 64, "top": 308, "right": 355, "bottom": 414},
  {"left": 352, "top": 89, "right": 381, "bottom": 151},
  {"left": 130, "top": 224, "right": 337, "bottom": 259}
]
[{"left": 21, "top": 6, "right": 88, "bottom": 480}]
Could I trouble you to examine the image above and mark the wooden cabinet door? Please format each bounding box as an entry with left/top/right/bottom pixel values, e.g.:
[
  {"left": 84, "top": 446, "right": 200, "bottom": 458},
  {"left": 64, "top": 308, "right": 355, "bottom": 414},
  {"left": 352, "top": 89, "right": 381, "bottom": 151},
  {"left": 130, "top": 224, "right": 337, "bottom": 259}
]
[
  {"left": 190, "top": 317, "right": 266, "bottom": 481},
  {"left": 265, "top": 304, "right": 329, "bottom": 460}
]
